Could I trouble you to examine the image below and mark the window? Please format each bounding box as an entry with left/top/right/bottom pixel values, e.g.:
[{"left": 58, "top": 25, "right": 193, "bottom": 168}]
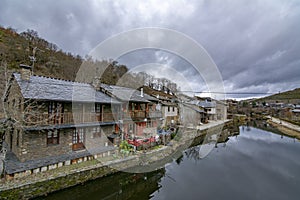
[
  {"left": 172, "top": 107, "right": 175, "bottom": 112},
  {"left": 92, "top": 126, "right": 101, "bottom": 138},
  {"left": 168, "top": 106, "right": 170, "bottom": 112},
  {"left": 47, "top": 130, "right": 59, "bottom": 145},
  {"left": 140, "top": 104, "right": 146, "bottom": 111},
  {"left": 73, "top": 129, "right": 84, "bottom": 144},
  {"left": 48, "top": 102, "right": 54, "bottom": 114},
  {"left": 72, "top": 128, "right": 85, "bottom": 150},
  {"left": 95, "top": 104, "right": 101, "bottom": 113},
  {"left": 147, "top": 121, "right": 151, "bottom": 128}
]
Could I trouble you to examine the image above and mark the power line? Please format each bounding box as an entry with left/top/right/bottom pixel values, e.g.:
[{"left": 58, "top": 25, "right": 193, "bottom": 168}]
[{"left": 180, "top": 91, "right": 277, "bottom": 95}]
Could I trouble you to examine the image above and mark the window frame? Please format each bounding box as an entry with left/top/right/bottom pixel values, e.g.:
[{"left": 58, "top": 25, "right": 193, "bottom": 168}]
[{"left": 47, "top": 129, "right": 60, "bottom": 145}]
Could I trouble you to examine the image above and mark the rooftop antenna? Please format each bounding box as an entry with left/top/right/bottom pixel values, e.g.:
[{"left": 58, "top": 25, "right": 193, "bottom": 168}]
[{"left": 29, "top": 47, "right": 44, "bottom": 73}]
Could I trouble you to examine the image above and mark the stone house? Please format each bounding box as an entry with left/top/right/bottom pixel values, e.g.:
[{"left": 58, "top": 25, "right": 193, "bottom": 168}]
[
  {"left": 180, "top": 102, "right": 205, "bottom": 128},
  {"left": 216, "top": 100, "right": 228, "bottom": 120},
  {"left": 160, "top": 101, "right": 179, "bottom": 127},
  {"left": 97, "top": 84, "right": 162, "bottom": 139},
  {"left": 3, "top": 65, "right": 121, "bottom": 178},
  {"left": 141, "top": 87, "right": 180, "bottom": 127},
  {"left": 197, "top": 98, "right": 217, "bottom": 121}
]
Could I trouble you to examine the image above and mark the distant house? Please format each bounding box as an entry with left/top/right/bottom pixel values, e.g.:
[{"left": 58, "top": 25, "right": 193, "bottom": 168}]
[
  {"left": 180, "top": 102, "right": 205, "bottom": 127},
  {"left": 197, "top": 99, "right": 217, "bottom": 121},
  {"left": 3, "top": 65, "right": 121, "bottom": 178},
  {"left": 160, "top": 101, "right": 179, "bottom": 126},
  {"left": 291, "top": 108, "right": 300, "bottom": 121},
  {"left": 195, "top": 96, "right": 227, "bottom": 121},
  {"left": 142, "top": 88, "right": 179, "bottom": 127},
  {"left": 215, "top": 100, "right": 228, "bottom": 120}
]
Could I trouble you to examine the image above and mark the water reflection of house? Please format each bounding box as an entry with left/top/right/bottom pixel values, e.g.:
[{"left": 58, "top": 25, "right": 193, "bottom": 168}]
[{"left": 3, "top": 65, "right": 121, "bottom": 178}]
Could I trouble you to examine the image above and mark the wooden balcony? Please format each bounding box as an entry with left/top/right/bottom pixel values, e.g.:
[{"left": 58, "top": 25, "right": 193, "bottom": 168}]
[
  {"left": 25, "top": 112, "right": 119, "bottom": 126},
  {"left": 148, "top": 111, "right": 163, "bottom": 118},
  {"left": 123, "top": 110, "right": 147, "bottom": 120}
]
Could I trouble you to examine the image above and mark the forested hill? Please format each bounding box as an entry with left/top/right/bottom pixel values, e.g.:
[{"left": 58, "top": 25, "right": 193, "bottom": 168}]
[
  {"left": 0, "top": 26, "right": 179, "bottom": 116},
  {"left": 0, "top": 27, "right": 83, "bottom": 80},
  {"left": 257, "top": 88, "right": 300, "bottom": 104},
  {"left": 0, "top": 26, "right": 129, "bottom": 81},
  {"left": 0, "top": 26, "right": 129, "bottom": 115}
]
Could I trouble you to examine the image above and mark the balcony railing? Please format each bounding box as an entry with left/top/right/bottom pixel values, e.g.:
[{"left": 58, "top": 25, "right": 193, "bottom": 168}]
[
  {"left": 148, "top": 111, "right": 163, "bottom": 118},
  {"left": 25, "top": 112, "right": 119, "bottom": 126},
  {"left": 122, "top": 110, "right": 147, "bottom": 119},
  {"left": 25, "top": 110, "right": 163, "bottom": 126}
]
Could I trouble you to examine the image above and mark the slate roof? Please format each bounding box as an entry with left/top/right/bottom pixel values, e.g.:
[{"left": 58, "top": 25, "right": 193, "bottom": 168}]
[
  {"left": 13, "top": 73, "right": 120, "bottom": 104},
  {"left": 160, "top": 101, "right": 177, "bottom": 106},
  {"left": 101, "top": 84, "right": 158, "bottom": 103},
  {"left": 4, "top": 145, "right": 115, "bottom": 174},
  {"left": 198, "top": 101, "right": 216, "bottom": 108},
  {"left": 182, "top": 103, "right": 205, "bottom": 113}
]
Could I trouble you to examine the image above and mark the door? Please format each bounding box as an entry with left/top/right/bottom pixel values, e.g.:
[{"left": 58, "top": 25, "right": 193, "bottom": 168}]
[{"left": 72, "top": 128, "right": 85, "bottom": 150}]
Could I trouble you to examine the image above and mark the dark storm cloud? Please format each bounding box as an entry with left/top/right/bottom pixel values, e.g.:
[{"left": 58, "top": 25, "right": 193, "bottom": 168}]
[{"left": 0, "top": 0, "right": 299, "bottom": 99}]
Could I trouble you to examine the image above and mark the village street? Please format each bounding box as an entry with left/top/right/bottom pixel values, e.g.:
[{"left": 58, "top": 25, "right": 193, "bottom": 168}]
[{"left": 268, "top": 116, "right": 300, "bottom": 132}]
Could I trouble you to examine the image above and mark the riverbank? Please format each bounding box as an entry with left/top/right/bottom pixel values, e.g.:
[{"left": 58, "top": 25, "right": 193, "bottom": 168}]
[
  {"left": 0, "top": 120, "right": 230, "bottom": 199},
  {"left": 267, "top": 117, "right": 300, "bottom": 140}
]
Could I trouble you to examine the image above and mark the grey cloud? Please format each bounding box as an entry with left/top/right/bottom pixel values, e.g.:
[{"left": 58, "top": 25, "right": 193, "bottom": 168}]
[{"left": 0, "top": 0, "right": 299, "bottom": 99}]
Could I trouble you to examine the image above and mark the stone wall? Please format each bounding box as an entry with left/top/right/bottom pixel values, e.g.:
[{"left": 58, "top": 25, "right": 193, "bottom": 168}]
[
  {"left": 0, "top": 164, "right": 117, "bottom": 199},
  {"left": 20, "top": 129, "right": 72, "bottom": 162},
  {"left": 4, "top": 79, "right": 24, "bottom": 157}
]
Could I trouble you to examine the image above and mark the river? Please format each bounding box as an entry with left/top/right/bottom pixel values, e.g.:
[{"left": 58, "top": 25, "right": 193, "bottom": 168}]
[{"left": 38, "top": 123, "right": 300, "bottom": 200}]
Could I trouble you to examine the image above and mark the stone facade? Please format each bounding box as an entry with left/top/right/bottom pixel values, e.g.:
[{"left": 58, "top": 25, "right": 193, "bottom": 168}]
[{"left": 20, "top": 129, "right": 72, "bottom": 162}]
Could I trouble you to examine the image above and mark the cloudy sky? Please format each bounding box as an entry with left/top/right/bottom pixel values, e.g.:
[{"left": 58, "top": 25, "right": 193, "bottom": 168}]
[{"left": 1, "top": 0, "right": 299, "bottom": 99}]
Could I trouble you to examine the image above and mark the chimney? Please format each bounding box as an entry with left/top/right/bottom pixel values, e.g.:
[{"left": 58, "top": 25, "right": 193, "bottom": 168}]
[
  {"left": 92, "top": 77, "right": 101, "bottom": 90},
  {"left": 19, "top": 64, "right": 32, "bottom": 81},
  {"left": 140, "top": 88, "right": 144, "bottom": 97}
]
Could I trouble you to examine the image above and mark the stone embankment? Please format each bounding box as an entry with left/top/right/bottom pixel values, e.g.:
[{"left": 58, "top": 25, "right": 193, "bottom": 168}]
[{"left": 267, "top": 116, "right": 300, "bottom": 140}]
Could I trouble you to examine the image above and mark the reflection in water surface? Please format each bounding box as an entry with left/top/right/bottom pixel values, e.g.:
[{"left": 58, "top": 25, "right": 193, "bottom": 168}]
[{"left": 41, "top": 124, "right": 300, "bottom": 200}]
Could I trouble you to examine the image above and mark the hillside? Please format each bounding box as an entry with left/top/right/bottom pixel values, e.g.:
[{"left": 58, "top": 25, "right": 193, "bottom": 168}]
[
  {"left": 0, "top": 26, "right": 129, "bottom": 115},
  {"left": 0, "top": 27, "right": 83, "bottom": 80},
  {"left": 256, "top": 88, "right": 300, "bottom": 104}
]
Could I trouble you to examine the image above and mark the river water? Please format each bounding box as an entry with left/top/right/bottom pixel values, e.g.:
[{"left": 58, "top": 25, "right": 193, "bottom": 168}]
[{"left": 40, "top": 124, "right": 300, "bottom": 200}]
